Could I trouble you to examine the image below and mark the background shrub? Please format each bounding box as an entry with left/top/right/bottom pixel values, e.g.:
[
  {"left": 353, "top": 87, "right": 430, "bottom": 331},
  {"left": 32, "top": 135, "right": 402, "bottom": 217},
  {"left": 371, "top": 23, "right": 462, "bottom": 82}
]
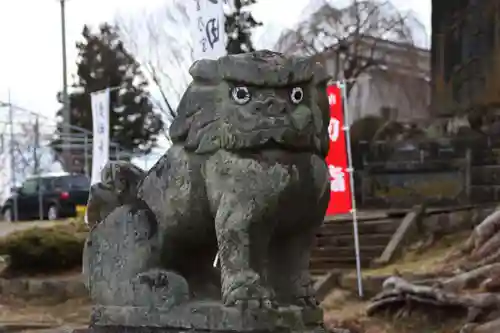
[{"left": 0, "top": 219, "right": 88, "bottom": 276}]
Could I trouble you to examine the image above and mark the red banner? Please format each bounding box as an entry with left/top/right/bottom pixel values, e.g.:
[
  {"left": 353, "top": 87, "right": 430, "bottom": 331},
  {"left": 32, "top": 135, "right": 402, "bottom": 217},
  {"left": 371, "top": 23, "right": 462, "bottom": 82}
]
[{"left": 325, "top": 84, "right": 353, "bottom": 215}]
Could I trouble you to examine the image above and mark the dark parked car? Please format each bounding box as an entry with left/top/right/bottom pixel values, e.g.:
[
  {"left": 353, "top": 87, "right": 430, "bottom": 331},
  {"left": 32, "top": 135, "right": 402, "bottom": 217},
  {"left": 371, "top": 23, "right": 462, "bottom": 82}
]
[{"left": 1, "top": 173, "right": 90, "bottom": 222}]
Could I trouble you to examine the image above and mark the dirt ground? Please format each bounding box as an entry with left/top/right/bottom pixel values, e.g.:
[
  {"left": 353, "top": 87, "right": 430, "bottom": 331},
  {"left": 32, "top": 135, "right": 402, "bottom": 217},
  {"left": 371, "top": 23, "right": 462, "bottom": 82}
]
[{"left": 0, "top": 295, "right": 91, "bottom": 332}]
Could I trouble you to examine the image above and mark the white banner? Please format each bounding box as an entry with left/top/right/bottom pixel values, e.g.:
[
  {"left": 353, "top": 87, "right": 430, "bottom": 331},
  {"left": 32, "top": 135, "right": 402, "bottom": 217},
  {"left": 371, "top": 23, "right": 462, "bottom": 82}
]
[
  {"left": 0, "top": 151, "right": 12, "bottom": 206},
  {"left": 90, "top": 88, "right": 110, "bottom": 185},
  {"left": 190, "top": 0, "right": 227, "bottom": 60}
]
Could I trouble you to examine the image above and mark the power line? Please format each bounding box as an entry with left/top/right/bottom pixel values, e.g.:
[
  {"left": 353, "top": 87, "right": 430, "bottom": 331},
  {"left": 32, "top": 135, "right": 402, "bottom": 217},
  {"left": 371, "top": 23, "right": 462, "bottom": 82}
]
[{"left": 0, "top": 100, "right": 92, "bottom": 134}]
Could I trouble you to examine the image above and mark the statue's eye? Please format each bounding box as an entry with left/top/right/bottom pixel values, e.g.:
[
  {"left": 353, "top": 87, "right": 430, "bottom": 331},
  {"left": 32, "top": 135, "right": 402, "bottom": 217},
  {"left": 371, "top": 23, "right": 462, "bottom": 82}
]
[
  {"left": 290, "top": 87, "right": 304, "bottom": 104},
  {"left": 231, "top": 86, "right": 251, "bottom": 104}
]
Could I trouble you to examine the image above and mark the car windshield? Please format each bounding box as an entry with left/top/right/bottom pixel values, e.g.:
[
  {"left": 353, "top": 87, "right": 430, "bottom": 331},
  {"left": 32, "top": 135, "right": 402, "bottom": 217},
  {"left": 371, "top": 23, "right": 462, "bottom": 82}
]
[{"left": 58, "top": 175, "right": 90, "bottom": 190}]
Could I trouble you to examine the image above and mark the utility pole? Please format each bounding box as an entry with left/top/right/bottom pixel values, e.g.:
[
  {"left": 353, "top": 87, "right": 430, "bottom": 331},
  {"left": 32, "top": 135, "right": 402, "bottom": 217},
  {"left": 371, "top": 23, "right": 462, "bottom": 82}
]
[
  {"left": 33, "top": 116, "right": 43, "bottom": 220},
  {"left": 59, "top": 0, "right": 70, "bottom": 169},
  {"left": 8, "top": 91, "right": 18, "bottom": 222}
]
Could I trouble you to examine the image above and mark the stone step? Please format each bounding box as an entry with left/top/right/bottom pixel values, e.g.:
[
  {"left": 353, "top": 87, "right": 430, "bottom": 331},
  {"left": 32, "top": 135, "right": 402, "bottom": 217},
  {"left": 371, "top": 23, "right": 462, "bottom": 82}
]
[
  {"left": 315, "top": 233, "right": 393, "bottom": 247},
  {"left": 311, "top": 245, "right": 386, "bottom": 259},
  {"left": 309, "top": 256, "right": 373, "bottom": 270},
  {"left": 318, "top": 219, "right": 399, "bottom": 235},
  {"left": 310, "top": 268, "right": 330, "bottom": 276}
]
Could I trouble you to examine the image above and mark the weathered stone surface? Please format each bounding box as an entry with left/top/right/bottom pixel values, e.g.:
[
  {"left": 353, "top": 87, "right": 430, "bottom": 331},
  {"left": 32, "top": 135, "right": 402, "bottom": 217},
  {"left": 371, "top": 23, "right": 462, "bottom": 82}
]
[
  {"left": 82, "top": 327, "right": 326, "bottom": 333},
  {"left": 83, "top": 205, "right": 188, "bottom": 308},
  {"left": 89, "top": 302, "right": 323, "bottom": 332},
  {"left": 82, "top": 50, "right": 330, "bottom": 331}
]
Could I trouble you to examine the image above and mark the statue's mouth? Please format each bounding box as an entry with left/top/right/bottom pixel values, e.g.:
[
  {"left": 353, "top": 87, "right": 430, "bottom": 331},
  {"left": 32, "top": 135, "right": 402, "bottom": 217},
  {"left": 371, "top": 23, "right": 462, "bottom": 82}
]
[{"left": 237, "top": 137, "right": 315, "bottom": 153}]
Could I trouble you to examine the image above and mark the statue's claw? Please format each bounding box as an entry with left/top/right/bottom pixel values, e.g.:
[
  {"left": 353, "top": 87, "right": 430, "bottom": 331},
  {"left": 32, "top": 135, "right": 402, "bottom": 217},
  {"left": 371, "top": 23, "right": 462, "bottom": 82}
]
[{"left": 224, "top": 280, "right": 276, "bottom": 310}]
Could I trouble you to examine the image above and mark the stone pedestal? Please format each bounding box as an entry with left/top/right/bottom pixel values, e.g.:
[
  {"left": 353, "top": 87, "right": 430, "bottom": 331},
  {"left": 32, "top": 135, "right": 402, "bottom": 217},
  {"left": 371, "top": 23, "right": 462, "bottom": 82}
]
[
  {"left": 80, "top": 301, "right": 325, "bottom": 333},
  {"left": 86, "top": 328, "right": 325, "bottom": 333}
]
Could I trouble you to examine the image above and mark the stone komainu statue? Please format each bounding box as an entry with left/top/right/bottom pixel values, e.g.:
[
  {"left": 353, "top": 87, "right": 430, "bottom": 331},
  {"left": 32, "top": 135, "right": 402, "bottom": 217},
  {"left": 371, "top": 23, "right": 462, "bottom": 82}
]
[{"left": 83, "top": 50, "right": 331, "bottom": 332}]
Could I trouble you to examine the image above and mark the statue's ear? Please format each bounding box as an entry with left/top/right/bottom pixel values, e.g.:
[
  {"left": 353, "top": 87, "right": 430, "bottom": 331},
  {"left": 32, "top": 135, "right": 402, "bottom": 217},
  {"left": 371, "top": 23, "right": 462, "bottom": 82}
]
[
  {"left": 312, "top": 62, "right": 331, "bottom": 158},
  {"left": 313, "top": 61, "right": 330, "bottom": 87},
  {"left": 313, "top": 61, "right": 330, "bottom": 117},
  {"left": 170, "top": 57, "right": 222, "bottom": 142},
  {"left": 189, "top": 59, "right": 221, "bottom": 82}
]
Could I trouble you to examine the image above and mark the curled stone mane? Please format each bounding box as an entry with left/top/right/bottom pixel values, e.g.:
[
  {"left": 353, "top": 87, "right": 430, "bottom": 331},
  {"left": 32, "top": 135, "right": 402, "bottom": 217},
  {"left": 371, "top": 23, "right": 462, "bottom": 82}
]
[{"left": 189, "top": 50, "right": 324, "bottom": 86}]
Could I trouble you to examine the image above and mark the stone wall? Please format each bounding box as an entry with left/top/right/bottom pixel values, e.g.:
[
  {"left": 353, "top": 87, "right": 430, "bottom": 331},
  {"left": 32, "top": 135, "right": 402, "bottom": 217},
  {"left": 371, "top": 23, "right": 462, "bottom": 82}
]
[{"left": 356, "top": 138, "right": 500, "bottom": 209}]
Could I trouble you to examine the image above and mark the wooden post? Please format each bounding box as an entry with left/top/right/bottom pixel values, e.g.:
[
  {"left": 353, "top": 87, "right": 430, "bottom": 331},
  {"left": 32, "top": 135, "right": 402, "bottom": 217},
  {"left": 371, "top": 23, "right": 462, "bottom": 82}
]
[{"left": 465, "top": 148, "right": 471, "bottom": 203}]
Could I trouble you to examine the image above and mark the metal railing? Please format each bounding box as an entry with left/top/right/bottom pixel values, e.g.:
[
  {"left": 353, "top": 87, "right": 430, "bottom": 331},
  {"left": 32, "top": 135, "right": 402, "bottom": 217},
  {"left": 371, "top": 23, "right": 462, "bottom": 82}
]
[{"left": 0, "top": 101, "right": 162, "bottom": 222}]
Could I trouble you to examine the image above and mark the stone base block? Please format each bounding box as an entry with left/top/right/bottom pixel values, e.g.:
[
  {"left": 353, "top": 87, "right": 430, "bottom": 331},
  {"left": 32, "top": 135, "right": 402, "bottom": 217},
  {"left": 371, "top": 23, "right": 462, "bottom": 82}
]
[
  {"left": 82, "top": 327, "right": 327, "bottom": 333},
  {"left": 87, "top": 301, "right": 325, "bottom": 333}
]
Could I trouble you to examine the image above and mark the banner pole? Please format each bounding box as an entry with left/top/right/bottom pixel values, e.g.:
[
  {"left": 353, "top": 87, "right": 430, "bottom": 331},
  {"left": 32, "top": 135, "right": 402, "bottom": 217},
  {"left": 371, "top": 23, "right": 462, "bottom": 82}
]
[{"left": 337, "top": 80, "right": 364, "bottom": 298}]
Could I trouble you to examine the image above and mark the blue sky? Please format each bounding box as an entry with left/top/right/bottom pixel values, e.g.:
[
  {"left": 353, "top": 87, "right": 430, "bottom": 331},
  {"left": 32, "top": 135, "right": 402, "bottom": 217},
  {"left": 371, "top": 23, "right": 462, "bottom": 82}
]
[{"left": 0, "top": 0, "right": 430, "bottom": 139}]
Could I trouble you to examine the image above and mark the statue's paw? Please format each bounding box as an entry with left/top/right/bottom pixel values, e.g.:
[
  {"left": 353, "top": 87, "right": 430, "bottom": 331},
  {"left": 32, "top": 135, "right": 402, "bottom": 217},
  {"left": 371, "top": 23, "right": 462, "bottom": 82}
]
[
  {"left": 290, "top": 282, "right": 319, "bottom": 308},
  {"left": 137, "top": 270, "right": 170, "bottom": 288},
  {"left": 294, "top": 295, "right": 319, "bottom": 308},
  {"left": 130, "top": 269, "right": 190, "bottom": 307},
  {"left": 291, "top": 274, "right": 319, "bottom": 308},
  {"left": 135, "top": 269, "right": 188, "bottom": 292},
  {"left": 225, "top": 284, "right": 276, "bottom": 310}
]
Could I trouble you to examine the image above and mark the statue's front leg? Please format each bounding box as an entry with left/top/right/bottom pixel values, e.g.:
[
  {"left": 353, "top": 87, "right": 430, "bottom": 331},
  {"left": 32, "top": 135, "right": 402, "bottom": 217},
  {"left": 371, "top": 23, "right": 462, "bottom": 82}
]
[
  {"left": 215, "top": 192, "right": 275, "bottom": 309},
  {"left": 268, "top": 218, "right": 322, "bottom": 308},
  {"left": 268, "top": 157, "right": 330, "bottom": 308}
]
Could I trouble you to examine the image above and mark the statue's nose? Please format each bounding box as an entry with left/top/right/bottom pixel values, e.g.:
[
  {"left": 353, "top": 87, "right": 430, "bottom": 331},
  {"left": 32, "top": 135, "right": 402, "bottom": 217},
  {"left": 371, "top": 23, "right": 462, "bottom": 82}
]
[{"left": 263, "top": 98, "right": 287, "bottom": 115}]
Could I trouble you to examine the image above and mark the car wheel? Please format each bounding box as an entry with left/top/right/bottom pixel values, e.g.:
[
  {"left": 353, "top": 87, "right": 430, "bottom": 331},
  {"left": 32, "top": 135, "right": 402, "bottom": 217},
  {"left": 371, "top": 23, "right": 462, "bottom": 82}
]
[
  {"left": 2, "top": 208, "right": 12, "bottom": 222},
  {"left": 47, "top": 205, "right": 59, "bottom": 221}
]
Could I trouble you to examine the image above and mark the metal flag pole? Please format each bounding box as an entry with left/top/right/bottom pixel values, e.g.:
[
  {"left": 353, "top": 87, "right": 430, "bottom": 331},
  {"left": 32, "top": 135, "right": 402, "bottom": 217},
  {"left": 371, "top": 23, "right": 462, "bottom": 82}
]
[{"left": 337, "top": 80, "right": 364, "bottom": 298}]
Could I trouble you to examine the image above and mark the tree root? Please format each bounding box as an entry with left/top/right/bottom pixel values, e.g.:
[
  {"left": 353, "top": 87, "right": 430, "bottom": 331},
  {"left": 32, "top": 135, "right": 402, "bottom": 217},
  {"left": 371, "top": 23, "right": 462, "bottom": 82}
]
[
  {"left": 367, "top": 276, "right": 500, "bottom": 333},
  {"left": 365, "top": 208, "right": 500, "bottom": 332},
  {"left": 462, "top": 318, "right": 500, "bottom": 333},
  {"left": 463, "top": 209, "right": 500, "bottom": 260},
  {"left": 440, "top": 263, "right": 500, "bottom": 292}
]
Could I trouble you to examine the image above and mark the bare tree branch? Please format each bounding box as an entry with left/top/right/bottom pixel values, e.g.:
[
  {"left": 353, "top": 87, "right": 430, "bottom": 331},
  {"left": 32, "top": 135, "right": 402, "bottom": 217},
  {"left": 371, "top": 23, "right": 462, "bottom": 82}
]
[
  {"left": 274, "top": 0, "right": 429, "bottom": 128},
  {"left": 275, "top": 0, "right": 427, "bottom": 97},
  {"left": 115, "top": 0, "right": 195, "bottom": 128}
]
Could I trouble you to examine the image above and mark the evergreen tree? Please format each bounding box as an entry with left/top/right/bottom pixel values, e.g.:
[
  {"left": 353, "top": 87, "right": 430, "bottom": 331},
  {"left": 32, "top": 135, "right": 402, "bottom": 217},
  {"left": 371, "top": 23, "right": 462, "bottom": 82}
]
[
  {"left": 225, "top": 0, "right": 262, "bottom": 54},
  {"left": 52, "top": 23, "right": 163, "bottom": 170}
]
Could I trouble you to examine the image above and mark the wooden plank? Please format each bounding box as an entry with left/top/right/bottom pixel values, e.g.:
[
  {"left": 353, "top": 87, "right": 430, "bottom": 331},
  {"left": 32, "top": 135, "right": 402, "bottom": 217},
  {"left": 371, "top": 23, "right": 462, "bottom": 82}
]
[
  {"left": 311, "top": 245, "right": 385, "bottom": 259},
  {"left": 373, "top": 204, "right": 426, "bottom": 266},
  {"left": 318, "top": 220, "right": 399, "bottom": 235},
  {"left": 313, "top": 269, "right": 342, "bottom": 303},
  {"left": 315, "top": 233, "right": 392, "bottom": 247}
]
